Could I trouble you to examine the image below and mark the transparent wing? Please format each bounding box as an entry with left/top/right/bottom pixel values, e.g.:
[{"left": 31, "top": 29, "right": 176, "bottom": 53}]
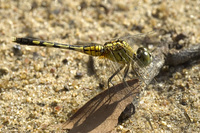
[{"left": 119, "top": 31, "right": 161, "bottom": 48}]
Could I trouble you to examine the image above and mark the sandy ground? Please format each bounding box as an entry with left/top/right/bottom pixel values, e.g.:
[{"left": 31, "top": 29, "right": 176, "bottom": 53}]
[{"left": 0, "top": 0, "right": 200, "bottom": 132}]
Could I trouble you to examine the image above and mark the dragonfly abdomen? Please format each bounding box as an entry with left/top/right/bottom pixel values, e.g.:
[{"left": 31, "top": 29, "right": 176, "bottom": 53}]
[{"left": 13, "top": 37, "right": 104, "bottom": 56}]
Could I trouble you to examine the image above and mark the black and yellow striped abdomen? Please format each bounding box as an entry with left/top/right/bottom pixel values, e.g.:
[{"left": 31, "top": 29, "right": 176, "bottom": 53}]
[{"left": 13, "top": 37, "right": 104, "bottom": 56}]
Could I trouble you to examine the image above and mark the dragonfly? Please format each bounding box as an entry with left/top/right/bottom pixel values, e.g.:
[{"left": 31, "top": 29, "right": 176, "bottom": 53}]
[{"left": 13, "top": 36, "right": 153, "bottom": 88}]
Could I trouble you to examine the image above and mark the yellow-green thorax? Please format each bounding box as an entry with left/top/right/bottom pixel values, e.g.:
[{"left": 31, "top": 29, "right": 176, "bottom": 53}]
[{"left": 102, "top": 40, "right": 134, "bottom": 65}]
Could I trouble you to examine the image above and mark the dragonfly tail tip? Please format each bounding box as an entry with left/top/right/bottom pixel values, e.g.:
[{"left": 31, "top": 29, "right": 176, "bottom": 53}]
[{"left": 12, "top": 37, "right": 17, "bottom": 42}]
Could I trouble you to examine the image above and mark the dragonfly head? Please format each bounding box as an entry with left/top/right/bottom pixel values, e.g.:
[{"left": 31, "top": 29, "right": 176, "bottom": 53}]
[{"left": 135, "top": 47, "right": 152, "bottom": 67}]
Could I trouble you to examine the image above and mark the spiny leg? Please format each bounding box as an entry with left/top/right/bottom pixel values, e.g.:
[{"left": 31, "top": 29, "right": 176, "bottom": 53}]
[
  {"left": 107, "top": 65, "right": 125, "bottom": 88},
  {"left": 115, "top": 50, "right": 130, "bottom": 87},
  {"left": 107, "top": 48, "right": 125, "bottom": 88},
  {"left": 123, "top": 64, "right": 130, "bottom": 87}
]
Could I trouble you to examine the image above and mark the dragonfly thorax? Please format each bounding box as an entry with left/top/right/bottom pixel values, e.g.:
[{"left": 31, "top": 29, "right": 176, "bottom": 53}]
[{"left": 102, "top": 40, "right": 134, "bottom": 64}]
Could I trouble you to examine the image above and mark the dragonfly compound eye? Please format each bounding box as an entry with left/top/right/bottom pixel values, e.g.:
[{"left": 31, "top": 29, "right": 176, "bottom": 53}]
[{"left": 136, "top": 47, "right": 152, "bottom": 67}]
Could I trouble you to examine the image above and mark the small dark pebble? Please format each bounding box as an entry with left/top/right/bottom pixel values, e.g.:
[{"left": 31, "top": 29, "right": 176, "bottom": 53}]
[
  {"left": 58, "top": 85, "right": 69, "bottom": 92},
  {"left": 78, "top": 1, "right": 87, "bottom": 10},
  {"left": 33, "top": 52, "right": 39, "bottom": 58},
  {"left": 171, "top": 33, "right": 188, "bottom": 50},
  {"left": 180, "top": 99, "right": 188, "bottom": 106},
  {"left": 99, "top": 82, "right": 104, "bottom": 89},
  {"left": 37, "top": 102, "right": 46, "bottom": 107},
  {"left": 28, "top": 113, "right": 36, "bottom": 119},
  {"left": 11, "top": 66, "right": 19, "bottom": 72},
  {"left": 131, "top": 24, "right": 144, "bottom": 32},
  {"left": 174, "top": 33, "right": 187, "bottom": 42},
  {"left": 161, "top": 65, "right": 169, "bottom": 73},
  {"left": 54, "top": 105, "right": 62, "bottom": 112},
  {"left": 53, "top": 9, "right": 61, "bottom": 15},
  {"left": 0, "top": 67, "right": 9, "bottom": 77},
  {"left": 63, "top": 85, "right": 69, "bottom": 91},
  {"left": 177, "top": 85, "right": 185, "bottom": 91},
  {"left": 174, "top": 43, "right": 183, "bottom": 50},
  {"left": 2, "top": 120, "right": 9, "bottom": 125},
  {"left": 118, "top": 103, "right": 135, "bottom": 124},
  {"left": 50, "top": 101, "right": 58, "bottom": 107},
  {"left": 61, "top": 33, "right": 69, "bottom": 39},
  {"left": 50, "top": 67, "right": 56, "bottom": 73},
  {"left": 168, "top": 85, "right": 174, "bottom": 92},
  {"left": 55, "top": 75, "right": 59, "bottom": 79},
  {"left": 31, "top": 1, "right": 38, "bottom": 10},
  {"left": 75, "top": 72, "right": 83, "bottom": 79},
  {"left": 68, "top": 20, "right": 76, "bottom": 28},
  {"left": 12, "top": 45, "right": 22, "bottom": 56},
  {"left": 62, "top": 58, "right": 68, "bottom": 64}
]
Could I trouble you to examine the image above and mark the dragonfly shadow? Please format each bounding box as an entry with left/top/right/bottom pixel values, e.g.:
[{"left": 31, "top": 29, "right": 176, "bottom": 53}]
[{"left": 51, "top": 79, "right": 141, "bottom": 133}]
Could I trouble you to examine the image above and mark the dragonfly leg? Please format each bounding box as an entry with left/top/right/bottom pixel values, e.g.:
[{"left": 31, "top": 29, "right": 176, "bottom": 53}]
[
  {"left": 107, "top": 65, "right": 124, "bottom": 88},
  {"left": 123, "top": 64, "right": 130, "bottom": 87}
]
